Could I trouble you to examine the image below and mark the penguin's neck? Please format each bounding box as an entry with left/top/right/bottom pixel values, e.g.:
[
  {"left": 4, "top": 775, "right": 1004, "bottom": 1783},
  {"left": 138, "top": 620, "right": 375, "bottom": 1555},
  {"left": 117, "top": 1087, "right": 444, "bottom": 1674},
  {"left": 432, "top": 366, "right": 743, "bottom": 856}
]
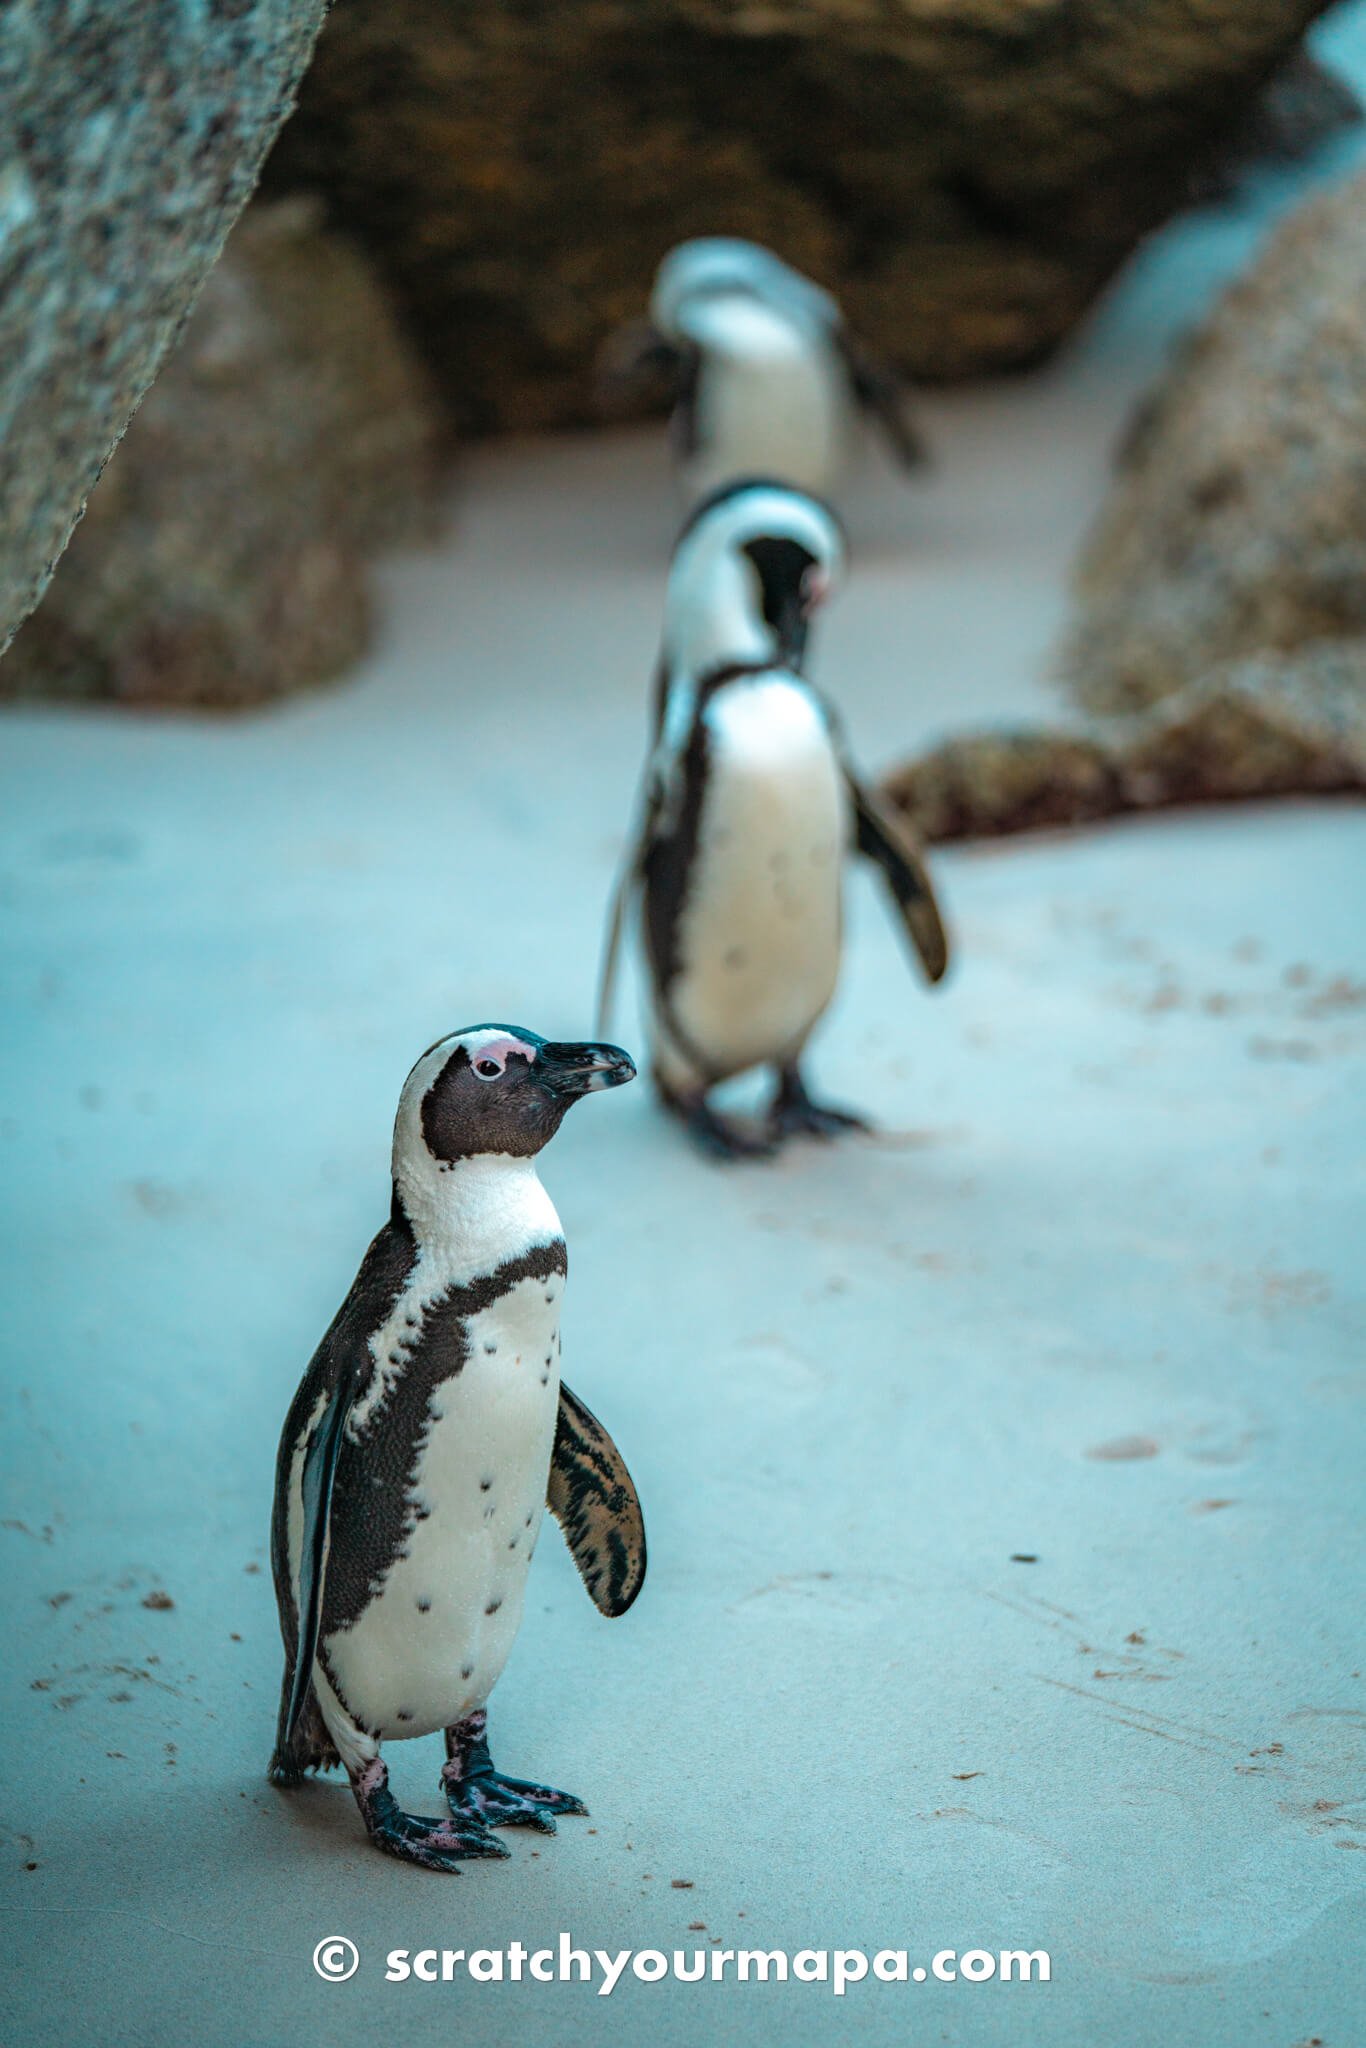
[
  {"left": 395, "top": 1153, "right": 563, "bottom": 1283},
  {"left": 666, "top": 595, "right": 776, "bottom": 690}
]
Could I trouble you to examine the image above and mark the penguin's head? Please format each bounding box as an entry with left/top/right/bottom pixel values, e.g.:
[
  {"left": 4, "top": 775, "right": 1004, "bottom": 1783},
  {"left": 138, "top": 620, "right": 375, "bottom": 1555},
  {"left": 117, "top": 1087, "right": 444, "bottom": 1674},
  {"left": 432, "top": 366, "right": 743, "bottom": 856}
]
[
  {"left": 666, "top": 479, "right": 846, "bottom": 676},
  {"left": 393, "top": 1027, "right": 635, "bottom": 1190},
  {"left": 651, "top": 238, "right": 838, "bottom": 342}
]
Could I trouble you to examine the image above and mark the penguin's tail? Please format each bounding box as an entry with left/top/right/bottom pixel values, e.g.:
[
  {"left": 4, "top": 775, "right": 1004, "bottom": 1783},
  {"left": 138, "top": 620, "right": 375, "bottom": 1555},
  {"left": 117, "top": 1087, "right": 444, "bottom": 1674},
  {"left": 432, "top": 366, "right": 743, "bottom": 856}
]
[{"left": 268, "top": 1675, "right": 340, "bottom": 1783}]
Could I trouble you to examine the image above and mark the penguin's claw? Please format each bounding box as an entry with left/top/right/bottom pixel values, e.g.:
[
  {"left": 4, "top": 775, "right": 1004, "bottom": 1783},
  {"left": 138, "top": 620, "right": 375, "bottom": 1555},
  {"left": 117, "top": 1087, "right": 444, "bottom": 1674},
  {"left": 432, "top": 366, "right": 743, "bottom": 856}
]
[
  {"left": 691, "top": 1109, "right": 777, "bottom": 1161},
  {"left": 674, "top": 1098, "right": 777, "bottom": 1161},
  {"left": 353, "top": 1764, "right": 509, "bottom": 1871},
  {"left": 773, "top": 1097, "right": 870, "bottom": 1142},
  {"left": 771, "top": 1068, "right": 871, "bottom": 1144},
  {"left": 444, "top": 1766, "right": 587, "bottom": 1836},
  {"left": 372, "top": 1806, "right": 511, "bottom": 1871}
]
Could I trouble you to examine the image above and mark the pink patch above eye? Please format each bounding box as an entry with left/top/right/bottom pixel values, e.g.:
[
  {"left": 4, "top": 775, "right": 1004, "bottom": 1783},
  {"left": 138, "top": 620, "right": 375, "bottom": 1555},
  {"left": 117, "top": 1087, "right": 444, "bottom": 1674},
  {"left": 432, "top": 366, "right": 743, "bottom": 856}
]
[{"left": 471, "top": 1034, "right": 535, "bottom": 1078}]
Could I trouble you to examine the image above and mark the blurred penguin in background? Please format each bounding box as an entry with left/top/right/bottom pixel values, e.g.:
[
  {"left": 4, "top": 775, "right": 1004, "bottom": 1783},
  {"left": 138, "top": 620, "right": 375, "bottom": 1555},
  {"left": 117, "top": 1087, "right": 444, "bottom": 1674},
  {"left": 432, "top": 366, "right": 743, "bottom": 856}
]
[
  {"left": 599, "top": 238, "right": 927, "bottom": 507},
  {"left": 597, "top": 479, "right": 949, "bottom": 1159}
]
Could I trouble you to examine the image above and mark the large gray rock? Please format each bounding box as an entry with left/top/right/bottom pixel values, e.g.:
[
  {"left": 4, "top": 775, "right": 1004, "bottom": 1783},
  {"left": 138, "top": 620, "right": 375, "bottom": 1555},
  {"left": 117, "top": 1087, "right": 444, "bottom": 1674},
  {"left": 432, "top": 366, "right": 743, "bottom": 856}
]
[
  {"left": 886, "top": 169, "right": 1366, "bottom": 844},
  {"left": 0, "top": 0, "right": 328, "bottom": 656},
  {"left": 1064, "top": 168, "right": 1366, "bottom": 717},
  {"left": 262, "top": 0, "right": 1343, "bottom": 434},
  {"left": 1, "top": 200, "right": 442, "bottom": 710}
]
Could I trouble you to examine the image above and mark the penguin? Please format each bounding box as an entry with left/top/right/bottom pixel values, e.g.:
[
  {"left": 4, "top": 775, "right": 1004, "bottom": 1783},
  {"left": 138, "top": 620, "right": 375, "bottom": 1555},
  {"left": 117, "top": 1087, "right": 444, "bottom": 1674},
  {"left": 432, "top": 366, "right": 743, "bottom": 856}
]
[
  {"left": 268, "top": 1025, "right": 645, "bottom": 1871},
  {"left": 598, "top": 238, "right": 926, "bottom": 506},
  {"left": 597, "top": 481, "right": 949, "bottom": 1159}
]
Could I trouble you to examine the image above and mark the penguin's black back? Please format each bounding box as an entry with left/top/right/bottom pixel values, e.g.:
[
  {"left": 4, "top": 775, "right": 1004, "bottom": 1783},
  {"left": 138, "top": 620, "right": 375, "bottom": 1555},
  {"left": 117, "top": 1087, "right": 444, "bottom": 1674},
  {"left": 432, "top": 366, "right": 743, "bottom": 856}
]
[{"left": 269, "top": 1213, "right": 417, "bottom": 1657}]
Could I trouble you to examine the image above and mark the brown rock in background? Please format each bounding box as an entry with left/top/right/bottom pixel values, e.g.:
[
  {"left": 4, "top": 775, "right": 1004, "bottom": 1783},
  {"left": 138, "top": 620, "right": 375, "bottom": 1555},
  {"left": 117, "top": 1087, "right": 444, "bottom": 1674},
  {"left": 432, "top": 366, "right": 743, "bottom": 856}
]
[
  {"left": 884, "top": 649, "right": 1366, "bottom": 844},
  {"left": 0, "top": 0, "right": 329, "bottom": 654},
  {"left": 885, "top": 169, "right": 1366, "bottom": 843},
  {"left": 2, "top": 199, "right": 442, "bottom": 711},
  {"left": 1063, "top": 167, "right": 1366, "bottom": 717},
  {"left": 261, "top": 0, "right": 1345, "bottom": 434}
]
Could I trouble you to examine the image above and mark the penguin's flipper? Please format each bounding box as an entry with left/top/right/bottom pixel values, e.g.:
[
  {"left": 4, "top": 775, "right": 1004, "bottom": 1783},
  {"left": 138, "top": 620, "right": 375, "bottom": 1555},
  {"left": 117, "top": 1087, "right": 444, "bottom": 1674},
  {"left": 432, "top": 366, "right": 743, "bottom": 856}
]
[
  {"left": 594, "top": 320, "right": 688, "bottom": 416},
  {"left": 276, "top": 1371, "right": 359, "bottom": 1759},
  {"left": 548, "top": 1382, "right": 647, "bottom": 1617},
  {"left": 596, "top": 741, "right": 671, "bottom": 1036},
  {"left": 838, "top": 330, "right": 929, "bottom": 471},
  {"left": 847, "top": 770, "right": 950, "bottom": 984}
]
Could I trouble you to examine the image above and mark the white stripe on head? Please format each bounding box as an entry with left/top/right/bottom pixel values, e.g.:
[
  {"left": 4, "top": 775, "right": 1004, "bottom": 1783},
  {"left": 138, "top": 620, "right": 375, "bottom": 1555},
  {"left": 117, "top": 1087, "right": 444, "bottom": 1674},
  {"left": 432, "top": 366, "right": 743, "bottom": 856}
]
[
  {"left": 392, "top": 1027, "right": 537, "bottom": 1203},
  {"left": 651, "top": 238, "right": 839, "bottom": 338},
  {"left": 388, "top": 1025, "right": 561, "bottom": 1271},
  {"left": 663, "top": 483, "right": 845, "bottom": 686}
]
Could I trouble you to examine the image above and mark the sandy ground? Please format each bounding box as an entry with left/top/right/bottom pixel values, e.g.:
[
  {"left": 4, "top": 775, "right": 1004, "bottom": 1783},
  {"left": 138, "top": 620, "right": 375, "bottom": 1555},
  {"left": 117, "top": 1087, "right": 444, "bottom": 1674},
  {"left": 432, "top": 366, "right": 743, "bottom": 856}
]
[{"left": 3, "top": 16, "right": 1365, "bottom": 2045}]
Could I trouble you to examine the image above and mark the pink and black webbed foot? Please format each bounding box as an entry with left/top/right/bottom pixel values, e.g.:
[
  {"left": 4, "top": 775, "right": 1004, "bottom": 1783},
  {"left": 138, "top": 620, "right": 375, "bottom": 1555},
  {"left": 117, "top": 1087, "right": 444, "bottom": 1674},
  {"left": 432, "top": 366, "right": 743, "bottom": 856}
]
[
  {"left": 657, "top": 1078, "right": 777, "bottom": 1162},
  {"left": 443, "top": 1716, "right": 587, "bottom": 1836},
  {"left": 351, "top": 1757, "right": 509, "bottom": 1872},
  {"left": 771, "top": 1064, "right": 871, "bottom": 1145}
]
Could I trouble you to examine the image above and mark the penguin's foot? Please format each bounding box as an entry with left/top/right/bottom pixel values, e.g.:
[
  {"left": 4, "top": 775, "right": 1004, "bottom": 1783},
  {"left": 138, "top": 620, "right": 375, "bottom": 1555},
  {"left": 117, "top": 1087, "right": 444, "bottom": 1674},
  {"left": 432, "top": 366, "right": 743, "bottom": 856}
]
[
  {"left": 658, "top": 1081, "right": 776, "bottom": 1161},
  {"left": 351, "top": 1758, "right": 509, "bottom": 1872},
  {"left": 443, "top": 1720, "right": 587, "bottom": 1836},
  {"left": 771, "top": 1066, "right": 871, "bottom": 1144}
]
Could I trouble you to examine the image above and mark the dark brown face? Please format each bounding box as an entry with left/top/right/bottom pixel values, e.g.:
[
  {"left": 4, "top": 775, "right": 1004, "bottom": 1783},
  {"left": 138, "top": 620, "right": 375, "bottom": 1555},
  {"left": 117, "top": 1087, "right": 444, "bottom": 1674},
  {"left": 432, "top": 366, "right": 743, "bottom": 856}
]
[
  {"left": 419, "top": 1027, "right": 636, "bottom": 1164},
  {"left": 741, "top": 535, "right": 826, "bottom": 667}
]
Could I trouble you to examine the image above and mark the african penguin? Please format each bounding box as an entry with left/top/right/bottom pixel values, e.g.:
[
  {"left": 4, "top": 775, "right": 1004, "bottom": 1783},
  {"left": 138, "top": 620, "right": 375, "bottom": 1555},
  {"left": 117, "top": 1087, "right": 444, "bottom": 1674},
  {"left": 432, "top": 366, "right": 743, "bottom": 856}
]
[
  {"left": 599, "top": 238, "right": 927, "bottom": 505},
  {"left": 269, "top": 1026, "right": 645, "bottom": 1871},
  {"left": 598, "top": 481, "right": 950, "bottom": 1159}
]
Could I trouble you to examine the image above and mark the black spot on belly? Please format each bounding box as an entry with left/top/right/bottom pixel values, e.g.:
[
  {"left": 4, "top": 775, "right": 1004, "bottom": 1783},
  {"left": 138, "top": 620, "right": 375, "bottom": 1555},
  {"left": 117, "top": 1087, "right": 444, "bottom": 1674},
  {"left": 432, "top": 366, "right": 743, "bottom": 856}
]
[
  {"left": 544, "top": 1291, "right": 555, "bottom": 1304},
  {"left": 462, "top": 1664, "right": 473, "bottom": 1680},
  {"left": 525, "top": 1514, "right": 533, "bottom": 1527},
  {"left": 396, "top": 1709, "right": 414, "bottom": 1723},
  {"left": 479, "top": 1478, "right": 492, "bottom": 1492},
  {"left": 508, "top": 1536, "right": 518, "bottom": 1550},
  {"left": 406, "top": 1316, "right": 418, "bottom": 1328},
  {"left": 485, "top": 1598, "right": 502, "bottom": 1616},
  {"left": 416, "top": 1597, "right": 431, "bottom": 1613},
  {"left": 484, "top": 1342, "right": 496, "bottom": 1355}
]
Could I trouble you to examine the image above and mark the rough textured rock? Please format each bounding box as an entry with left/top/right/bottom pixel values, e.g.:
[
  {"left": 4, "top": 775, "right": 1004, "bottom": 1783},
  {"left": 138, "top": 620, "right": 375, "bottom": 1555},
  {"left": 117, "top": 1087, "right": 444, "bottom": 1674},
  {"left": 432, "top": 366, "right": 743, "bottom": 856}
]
[
  {"left": 1064, "top": 169, "right": 1366, "bottom": 717},
  {"left": 261, "top": 0, "right": 1341, "bottom": 434},
  {"left": 884, "top": 647, "right": 1366, "bottom": 844},
  {"left": 889, "top": 169, "right": 1366, "bottom": 845},
  {"left": 1, "top": 200, "right": 442, "bottom": 711},
  {"left": 0, "top": 0, "right": 328, "bottom": 656}
]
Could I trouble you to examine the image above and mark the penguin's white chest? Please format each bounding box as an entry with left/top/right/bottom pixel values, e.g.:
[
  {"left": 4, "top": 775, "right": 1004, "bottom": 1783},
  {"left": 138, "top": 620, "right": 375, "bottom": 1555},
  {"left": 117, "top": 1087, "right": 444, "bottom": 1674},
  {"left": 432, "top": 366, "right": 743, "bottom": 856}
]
[
  {"left": 322, "top": 1270, "right": 564, "bottom": 1742},
  {"left": 686, "top": 312, "right": 849, "bottom": 502},
  {"left": 667, "top": 677, "right": 847, "bottom": 1079}
]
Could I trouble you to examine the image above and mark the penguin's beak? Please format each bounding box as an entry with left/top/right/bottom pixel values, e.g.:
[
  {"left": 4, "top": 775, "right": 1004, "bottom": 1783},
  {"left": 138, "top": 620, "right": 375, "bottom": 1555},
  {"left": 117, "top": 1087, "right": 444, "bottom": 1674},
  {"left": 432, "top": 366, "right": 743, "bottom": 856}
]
[
  {"left": 537, "top": 1041, "right": 637, "bottom": 1098},
  {"left": 775, "top": 601, "right": 805, "bottom": 667}
]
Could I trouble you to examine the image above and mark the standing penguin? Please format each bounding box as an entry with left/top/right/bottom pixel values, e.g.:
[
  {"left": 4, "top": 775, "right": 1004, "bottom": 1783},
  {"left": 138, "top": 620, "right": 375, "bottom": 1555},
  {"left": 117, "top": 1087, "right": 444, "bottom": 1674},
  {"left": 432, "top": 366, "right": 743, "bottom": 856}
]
[
  {"left": 598, "top": 481, "right": 949, "bottom": 1159},
  {"left": 599, "top": 238, "right": 926, "bottom": 506},
  {"left": 269, "top": 1025, "right": 645, "bottom": 1870}
]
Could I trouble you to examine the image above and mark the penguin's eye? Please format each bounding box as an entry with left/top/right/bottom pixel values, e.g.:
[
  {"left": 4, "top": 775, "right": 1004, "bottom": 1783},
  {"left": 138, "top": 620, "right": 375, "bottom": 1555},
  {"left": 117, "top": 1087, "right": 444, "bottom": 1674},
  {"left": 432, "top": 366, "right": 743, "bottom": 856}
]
[
  {"left": 800, "top": 565, "right": 830, "bottom": 615},
  {"left": 473, "top": 1055, "right": 505, "bottom": 1081}
]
